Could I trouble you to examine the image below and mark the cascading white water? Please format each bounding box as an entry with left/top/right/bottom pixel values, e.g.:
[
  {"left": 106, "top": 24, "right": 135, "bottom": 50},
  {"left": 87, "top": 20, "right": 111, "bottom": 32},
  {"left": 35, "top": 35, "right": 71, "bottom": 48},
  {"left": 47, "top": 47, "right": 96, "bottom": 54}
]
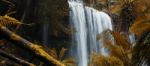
[
  {"left": 68, "top": 0, "right": 113, "bottom": 66},
  {"left": 69, "top": 1, "right": 88, "bottom": 66}
]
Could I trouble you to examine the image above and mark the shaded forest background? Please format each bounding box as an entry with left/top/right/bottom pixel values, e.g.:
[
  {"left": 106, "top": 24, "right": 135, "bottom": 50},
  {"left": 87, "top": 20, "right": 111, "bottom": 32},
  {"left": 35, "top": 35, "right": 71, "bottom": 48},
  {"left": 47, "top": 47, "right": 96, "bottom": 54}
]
[{"left": 0, "top": 0, "right": 71, "bottom": 66}]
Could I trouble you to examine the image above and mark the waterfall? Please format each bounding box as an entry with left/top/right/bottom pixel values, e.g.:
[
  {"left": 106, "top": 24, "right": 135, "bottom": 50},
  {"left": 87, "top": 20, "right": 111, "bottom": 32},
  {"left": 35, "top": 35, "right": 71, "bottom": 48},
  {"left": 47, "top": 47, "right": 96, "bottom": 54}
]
[
  {"left": 42, "top": 22, "right": 49, "bottom": 45},
  {"left": 68, "top": 0, "right": 113, "bottom": 66}
]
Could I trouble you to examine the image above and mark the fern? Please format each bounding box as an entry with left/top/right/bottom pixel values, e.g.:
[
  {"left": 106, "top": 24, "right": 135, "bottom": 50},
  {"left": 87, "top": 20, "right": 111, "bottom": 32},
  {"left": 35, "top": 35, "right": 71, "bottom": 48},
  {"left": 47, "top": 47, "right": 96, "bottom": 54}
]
[
  {"left": 90, "top": 53, "right": 124, "bottom": 66},
  {"left": 49, "top": 48, "right": 76, "bottom": 66},
  {"left": 59, "top": 48, "right": 67, "bottom": 60},
  {"left": 49, "top": 48, "right": 58, "bottom": 59},
  {"left": 96, "top": 30, "right": 132, "bottom": 66},
  {"left": 129, "top": 15, "right": 150, "bottom": 38},
  {"left": 62, "top": 58, "right": 76, "bottom": 66},
  {"left": 0, "top": 15, "right": 32, "bottom": 27},
  {"left": 131, "top": 30, "right": 150, "bottom": 65},
  {"left": 112, "top": 31, "right": 130, "bottom": 50}
]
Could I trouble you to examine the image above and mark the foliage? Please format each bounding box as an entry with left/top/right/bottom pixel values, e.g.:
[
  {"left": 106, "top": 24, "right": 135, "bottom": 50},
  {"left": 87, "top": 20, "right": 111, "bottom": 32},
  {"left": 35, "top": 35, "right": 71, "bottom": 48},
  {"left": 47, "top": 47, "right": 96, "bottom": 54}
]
[
  {"left": 0, "top": 0, "right": 33, "bottom": 28},
  {"left": 0, "top": 15, "right": 32, "bottom": 27},
  {"left": 132, "top": 31, "right": 150, "bottom": 66},
  {"left": 90, "top": 0, "right": 150, "bottom": 65},
  {"left": 94, "top": 30, "right": 132, "bottom": 66},
  {"left": 96, "top": 0, "right": 150, "bottom": 64},
  {"left": 111, "top": 31, "right": 130, "bottom": 50},
  {"left": 0, "top": 0, "right": 150, "bottom": 66},
  {"left": 129, "top": 15, "right": 150, "bottom": 38},
  {"left": 49, "top": 48, "right": 76, "bottom": 66},
  {"left": 115, "top": 1, "right": 150, "bottom": 65},
  {"left": 90, "top": 53, "right": 124, "bottom": 66},
  {"left": 111, "top": 0, "right": 135, "bottom": 14},
  {"left": 95, "top": 28, "right": 149, "bottom": 66},
  {"left": 133, "top": 0, "right": 150, "bottom": 16},
  {"left": 128, "top": 0, "right": 150, "bottom": 37}
]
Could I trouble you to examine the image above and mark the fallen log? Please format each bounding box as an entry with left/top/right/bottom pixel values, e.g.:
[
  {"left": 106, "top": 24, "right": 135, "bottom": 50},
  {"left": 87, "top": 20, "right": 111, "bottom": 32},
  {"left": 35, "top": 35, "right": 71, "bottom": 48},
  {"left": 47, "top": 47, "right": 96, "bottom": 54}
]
[
  {"left": 0, "top": 49, "right": 35, "bottom": 66},
  {"left": 0, "top": 24, "right": 65, "bottom": 66}
]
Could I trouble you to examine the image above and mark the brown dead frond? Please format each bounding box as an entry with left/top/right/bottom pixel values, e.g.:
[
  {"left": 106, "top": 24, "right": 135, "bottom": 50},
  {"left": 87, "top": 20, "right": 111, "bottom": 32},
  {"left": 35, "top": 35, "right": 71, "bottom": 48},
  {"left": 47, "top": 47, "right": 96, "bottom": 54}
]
[
  {"left": 97, "top": 30, "right": 132, "bottom": 65},
  {"left": 133, "top": 0, "right": 150, "bottom": 16},
  {"left": 112, "top": 31, "right": 130, "bottom": 50},
  {"left": 90, "top": 53, "right": 124, "bottom": 66},
  {"left": 89, "top": 53, "right": 107, "bottom": 66},
  {"left": 104, "top": 41, "right": 126, "bottom": 60},
  {"left": 107, "top": 56, "right": 124, "bottom": 66},
  {"left": 97, "top": 30, "right": 130, "bottom": 50},
  {"left": 129, "top": 15, "right": 150, "bottom": 38},
  {"left": 111, "top": 0, "right": 137, "bottom": 14}
]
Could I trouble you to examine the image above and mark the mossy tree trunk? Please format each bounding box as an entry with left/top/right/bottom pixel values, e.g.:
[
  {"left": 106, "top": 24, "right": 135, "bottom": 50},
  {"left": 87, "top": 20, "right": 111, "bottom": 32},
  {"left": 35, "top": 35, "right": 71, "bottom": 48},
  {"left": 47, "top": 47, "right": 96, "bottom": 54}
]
[{"left": 0, "top": 24, "right": 65, "bottom": 66}]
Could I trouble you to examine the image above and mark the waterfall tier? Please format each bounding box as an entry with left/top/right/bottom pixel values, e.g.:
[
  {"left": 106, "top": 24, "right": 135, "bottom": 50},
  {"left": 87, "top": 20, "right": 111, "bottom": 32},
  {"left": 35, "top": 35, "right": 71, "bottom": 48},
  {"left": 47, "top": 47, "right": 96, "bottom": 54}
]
[{"left": 69, "top": 1, "right": 112, "bottom": 66}]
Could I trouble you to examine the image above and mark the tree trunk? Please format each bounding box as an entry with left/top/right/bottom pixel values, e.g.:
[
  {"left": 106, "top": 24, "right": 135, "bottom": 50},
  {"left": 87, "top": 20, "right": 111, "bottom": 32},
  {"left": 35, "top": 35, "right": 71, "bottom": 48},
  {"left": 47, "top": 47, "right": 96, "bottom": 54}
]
[
  {"left": 0, "top": 49, "right": 35, "bottom": 66},
  {"left": 0, "top": 24, "right": 65, "bottom": 66}
]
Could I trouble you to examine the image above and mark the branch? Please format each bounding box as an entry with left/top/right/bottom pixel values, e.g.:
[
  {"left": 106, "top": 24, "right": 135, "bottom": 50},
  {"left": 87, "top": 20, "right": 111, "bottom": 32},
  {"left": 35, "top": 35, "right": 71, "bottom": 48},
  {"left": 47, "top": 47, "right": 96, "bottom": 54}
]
[
  {"left": 0, "top": 49, "right": 35, "bottom": 66},
  {"left": 0, "top": 24, "right": 65, "bottom": 66}
]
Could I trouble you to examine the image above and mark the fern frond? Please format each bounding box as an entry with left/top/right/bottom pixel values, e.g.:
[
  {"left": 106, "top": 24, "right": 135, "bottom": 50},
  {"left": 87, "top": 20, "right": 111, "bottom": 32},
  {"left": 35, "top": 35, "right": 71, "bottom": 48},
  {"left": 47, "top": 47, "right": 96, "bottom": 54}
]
[
  {"left": 62, "top": 58, "right": 76, "bottom": 66},
  {"left": 97, "top": 30, "right": 130, "bottom": 50},
  {"left": 59, "top": 47, "right": 67, "bottom": 60},
  {"left": 97, "top": 30, "right": 131, "bottom": 65},
  {"left": 49, "top": 48, "right": 58, "bottom": 59},
  {"left": 133, "top": 0, "right": 150, "bottom": 15},
  {"left": 107, "top": 56, "right": 124, "bottom": 66},
  {"left": 90, "top": 53, "right": 124, "bottom": 66},
  {"left": 112, "top": 31, "right": 130, "bottom": 50},
  {"left": 129, "top": 15, "right": 150, "bottom": 38},
  {"left": 89, "top": 53, "right": 106, "bottom": 66},
  {"left": 0, "top": 15, "right": 33, "bottom": 27},
  {"left": 49, "top": 48, "right": 76, "bottom": 66},
  {"left": 104, "top": 41, "right": 125, "bottom": 60}
]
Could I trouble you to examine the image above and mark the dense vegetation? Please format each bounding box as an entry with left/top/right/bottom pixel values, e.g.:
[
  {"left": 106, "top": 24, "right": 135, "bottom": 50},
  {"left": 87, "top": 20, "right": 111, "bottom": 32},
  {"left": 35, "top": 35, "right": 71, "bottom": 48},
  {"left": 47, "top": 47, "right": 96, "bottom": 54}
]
[{"left": 0, "top": 0, "right": 150, "bottom": 66}]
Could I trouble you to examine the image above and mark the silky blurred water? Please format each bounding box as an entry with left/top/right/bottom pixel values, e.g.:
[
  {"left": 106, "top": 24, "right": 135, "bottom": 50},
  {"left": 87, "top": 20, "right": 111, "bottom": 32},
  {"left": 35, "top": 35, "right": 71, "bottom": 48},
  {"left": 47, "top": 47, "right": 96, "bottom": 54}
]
[{"left": 68, "top": 0, "right": 112, "bottom": 66}]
